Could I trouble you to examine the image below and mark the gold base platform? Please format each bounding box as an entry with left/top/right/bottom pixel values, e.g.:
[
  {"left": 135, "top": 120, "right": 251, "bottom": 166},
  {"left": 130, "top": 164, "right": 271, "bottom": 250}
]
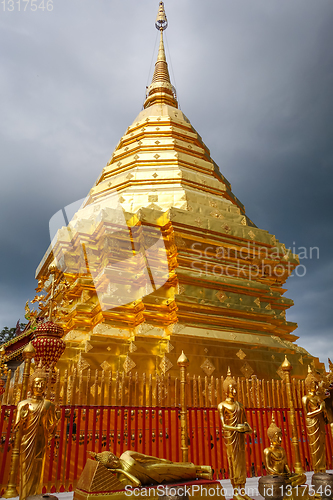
[{"left": 74, "top": 459, "right": 224, "bottom": 500}]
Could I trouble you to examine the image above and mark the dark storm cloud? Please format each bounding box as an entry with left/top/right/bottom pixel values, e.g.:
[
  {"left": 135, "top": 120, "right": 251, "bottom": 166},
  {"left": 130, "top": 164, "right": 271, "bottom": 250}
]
[{"left": 1, "top": 0, "right": 332, "bottom": 365}]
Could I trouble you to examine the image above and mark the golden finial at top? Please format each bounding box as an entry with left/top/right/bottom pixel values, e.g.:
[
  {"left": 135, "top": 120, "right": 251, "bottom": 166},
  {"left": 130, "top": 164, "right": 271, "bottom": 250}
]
[
  {"left": 281, "top": 355, "right": 292, "bottom": 371},
  {"left": 155, "top": 1, "right": 168, "bottom": 31},
  {"left": 177, "top": 351, "right": 189, "bottom": 366}
]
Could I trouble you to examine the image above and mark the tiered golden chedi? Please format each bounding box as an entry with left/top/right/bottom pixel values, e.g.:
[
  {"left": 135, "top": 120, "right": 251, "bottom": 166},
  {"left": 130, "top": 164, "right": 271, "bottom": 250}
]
[{"left": 35, "top": 1, "right": 322, "bottom": 380}]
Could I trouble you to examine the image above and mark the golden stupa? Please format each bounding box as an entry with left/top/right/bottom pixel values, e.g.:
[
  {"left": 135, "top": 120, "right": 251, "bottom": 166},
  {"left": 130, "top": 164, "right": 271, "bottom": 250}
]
[{"left": 34, "top": 1, "right": 322, "bottom": 380}]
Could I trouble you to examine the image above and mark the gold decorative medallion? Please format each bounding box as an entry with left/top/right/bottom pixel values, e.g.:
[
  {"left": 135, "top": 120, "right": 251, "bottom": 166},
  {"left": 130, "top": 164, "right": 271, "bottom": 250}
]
[
  {"left": 129, "top": 342, "right": 138, "bottom": 353},
  {"left": 159, "top": 355, "right": 173, "bottom": 374},
  {"left": 100, "top": 360, "right": 112, "bottom": 372},
  {"left": 240, "top": 362, "right": 254, "bottom": 378},
  {"left": 236, "top": 349, "right": 246, "bottom": 360},
  {"left": 248, "top": 230, "right": 255, "bottom": 240},
  {"left": 123, "top": 354, "right": 136, "bottom": 374},
  {"left": 200, "top": 358, "right": 216, "bottom": 376},
  {"left": 254, "top": 297, "right": 261, "bottom": 307}
]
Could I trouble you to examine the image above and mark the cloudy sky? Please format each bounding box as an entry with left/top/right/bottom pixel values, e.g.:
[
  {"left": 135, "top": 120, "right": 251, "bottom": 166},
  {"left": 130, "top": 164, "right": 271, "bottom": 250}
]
[{"left": 1, "top": 0, "right": 332, "bottom": 366}]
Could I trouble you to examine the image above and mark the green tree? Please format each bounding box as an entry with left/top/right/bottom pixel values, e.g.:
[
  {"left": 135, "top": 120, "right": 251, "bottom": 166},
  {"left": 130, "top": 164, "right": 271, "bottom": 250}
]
[{"left": 0, "top": 323, "right": 27, "bottom": 345}]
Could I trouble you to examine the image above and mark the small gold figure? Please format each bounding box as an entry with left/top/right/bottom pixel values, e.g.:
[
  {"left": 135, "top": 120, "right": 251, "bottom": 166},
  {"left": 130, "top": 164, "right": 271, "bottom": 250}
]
[
  {"left": 15, "top": 367, "right": 59, "bottom": 500},
  {"left": 218, "top": 368, "right": 253, "bottom": 500},
  {"left": 302, "top": 366, "right": 328, "bottom": 473},
  {"left": 89, "top": 450, "right": 212, "bottom": 487},
  {"left": 264, "top": 414, "right": 307, "bottom": 488}
]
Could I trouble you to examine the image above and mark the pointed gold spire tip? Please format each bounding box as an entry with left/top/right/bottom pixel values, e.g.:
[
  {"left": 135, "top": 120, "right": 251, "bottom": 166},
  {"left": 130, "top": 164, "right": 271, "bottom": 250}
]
[{"left": 144, "top": 1, "right": 178, "bottom": 109}]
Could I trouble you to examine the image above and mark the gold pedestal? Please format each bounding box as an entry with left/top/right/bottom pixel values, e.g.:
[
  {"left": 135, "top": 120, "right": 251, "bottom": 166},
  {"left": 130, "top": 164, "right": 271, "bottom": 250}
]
[{"left": 74, "top": 459, "right": 224, "bottom": 500}]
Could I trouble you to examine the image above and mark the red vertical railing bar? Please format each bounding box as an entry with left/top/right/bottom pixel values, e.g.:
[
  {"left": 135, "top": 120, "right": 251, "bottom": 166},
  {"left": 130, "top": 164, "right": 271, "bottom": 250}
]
[
  {"left": 200, "top": 409, "right": 207, "bottom": 466},
  {"left": 82, "top": 406, "right": 90, "bottom": 465},
  {"left": 204, "top": 409, "right": 211, "bottom": 467},
  {"left": 113, "top": 409, "right": 118, "bottom": 456},
  {"left": 106, "top": 406, "right": 111, "bottom": 451},
  {"left": 0, "top": 406, "right": 14, "bottom": 486},
  {"left": 194, "top": 408, "right": 200, "bottom": 469},
  {"left": 73, "top": 406, "right": 82, "bottom": 483},
  {"left": 127, "top": 408, "right": 132, "bottom": 451},
  {"left": 65, "top": 406, "right": 75, "bottom": 485},
  {"left": 142, "top": 409, "right": 146, "bottom": 455},
  {"left": 98, "top": 407, "right": 103, "bottom": 453},
  {"left": 119, "top": 408, "right": 125, "bottom": 456},
  {"left": 188, "top": 409, "right": 194, "bottom": 463},
  {"left": 134, "top": 408, "right": 139, "bottom": 452},
  {"left": 175, "top": 408, "right": 180, "bottom": 462},
  {"left": 148, "top": 409, "right": 152, "bottom": 456},
  {"left": 206, "top": 409, "right": 213, "bottom": 469},
  {"left": 56, "top": 406, "right": 66, "bottom": 487},
  {"left": 167, "top": 408, "right": 172, "bottom": 461},
  {"left": 91, "top": 407, "right": 97, "bottom": 452},
  {"left": 156, "top": 409, "right": 160, "bottom": 458},
  {"left": 212, "top": 409, "right": 219, "bottom": 479},
  {"left": 162, "top": 409, "right": 167, "bottom": 459}
]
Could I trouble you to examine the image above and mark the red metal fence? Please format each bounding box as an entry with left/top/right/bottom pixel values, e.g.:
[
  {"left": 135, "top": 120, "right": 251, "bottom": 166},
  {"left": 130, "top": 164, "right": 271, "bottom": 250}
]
[{"left": 1, "top": 404, "right": 333, "bottom": 494}]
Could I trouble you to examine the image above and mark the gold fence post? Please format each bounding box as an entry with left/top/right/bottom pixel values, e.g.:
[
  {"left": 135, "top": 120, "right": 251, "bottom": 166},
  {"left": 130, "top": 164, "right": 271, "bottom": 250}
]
[
  {"left": 281, "top": 355, "right": 304, "bottom": 474},
  {"left": 177, "top": 351, "right": 189, "bottom": 462},
  {"left": 3, "top": 343, "right": 36, "bottom": 498}
]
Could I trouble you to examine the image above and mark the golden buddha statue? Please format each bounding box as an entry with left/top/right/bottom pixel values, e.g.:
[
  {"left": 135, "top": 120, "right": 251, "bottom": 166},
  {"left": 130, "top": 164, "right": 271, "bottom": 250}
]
[
  {"left": 264, "top": 414, "right": 307, "bottom": 491},
  {"left": 14, "top": 367, "right": 59, "bottom": 500},
  {"left": 218, "top": 368, "right": 253, "bottom": 500},
  {"left": 302, "top": 366, "right": 328, "bottom": 473},
  {"left": 89, "top": 450, "right": 212, "bottom": 488}
]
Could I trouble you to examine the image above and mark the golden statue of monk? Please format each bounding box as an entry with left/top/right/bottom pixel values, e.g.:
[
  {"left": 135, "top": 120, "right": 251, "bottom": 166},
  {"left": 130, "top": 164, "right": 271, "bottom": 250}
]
[
  {"left": 218, "top": 368, "right": 253, "bottom": 500},
  {"left": 89, "top": 450, "right": 212, "bottom": 487},
  {"left": 264, "top": 414, "right": 307, "bottom": 489},
  {"left": 15, "top": 367, "right": 59, "bottom": 500},
  {"left": 302, "top": 366, "right": 328, "bottom": 473}
]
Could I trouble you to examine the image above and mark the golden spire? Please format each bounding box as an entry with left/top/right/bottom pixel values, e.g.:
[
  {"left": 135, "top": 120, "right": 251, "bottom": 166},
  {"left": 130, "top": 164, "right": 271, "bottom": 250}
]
[{"left": 144, "top": 1, "right": 178, "bottom": 109}]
